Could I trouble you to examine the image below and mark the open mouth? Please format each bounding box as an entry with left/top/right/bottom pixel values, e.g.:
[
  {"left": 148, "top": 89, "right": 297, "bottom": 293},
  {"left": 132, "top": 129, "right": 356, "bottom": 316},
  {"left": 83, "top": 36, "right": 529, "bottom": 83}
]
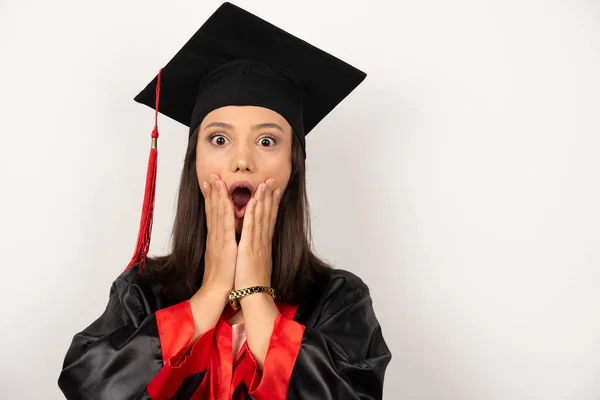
[{"left": 231, "top": 182, "right": 252, "bottom": 218}]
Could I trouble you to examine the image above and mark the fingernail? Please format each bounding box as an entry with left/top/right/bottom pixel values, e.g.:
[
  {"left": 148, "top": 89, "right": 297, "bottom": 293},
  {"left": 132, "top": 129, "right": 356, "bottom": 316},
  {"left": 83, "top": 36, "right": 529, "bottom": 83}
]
[
  {"left": 210, "top": 175, "right": 216, "bottom": 183},
  {"left": 275, "top": 189, "right": 281, "bottom": 198},
  {"left": 261, "top": 183, "right": 267, "bottom": 192},
  {"left": 202, "top": 182, "right": 208, "bottom": 191}
]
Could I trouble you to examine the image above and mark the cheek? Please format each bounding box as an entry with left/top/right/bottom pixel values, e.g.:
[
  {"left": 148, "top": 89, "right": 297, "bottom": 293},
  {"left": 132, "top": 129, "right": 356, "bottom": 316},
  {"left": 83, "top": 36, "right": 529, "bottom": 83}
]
[
  {"left": 195, "top": 160, "right": 208, "bottom": 184},
  {"left": 272, "top": 163, "right": 292, "bottom": 190},
  {"left": 195, "top": 155, "right": 221, "bottom": 183}
]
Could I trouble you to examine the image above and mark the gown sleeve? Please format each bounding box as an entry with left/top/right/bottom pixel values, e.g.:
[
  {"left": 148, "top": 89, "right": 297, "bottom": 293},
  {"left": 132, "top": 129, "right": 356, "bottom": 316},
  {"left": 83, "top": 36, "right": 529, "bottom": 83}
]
[
  {"left": 241, "top": 273, "right": 392, "bottom": 400},
  {"left": 57, "top": 272, "right": 214, "bottom": 400}
]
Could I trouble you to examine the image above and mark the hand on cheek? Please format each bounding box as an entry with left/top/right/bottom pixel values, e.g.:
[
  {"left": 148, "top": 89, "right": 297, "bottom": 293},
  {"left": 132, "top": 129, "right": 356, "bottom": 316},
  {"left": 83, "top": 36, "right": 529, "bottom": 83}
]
[
  {"left": 200, "top": 174, "right": 237, "bottom": 291},
  {"left": 189, "top": 174, "right": 237, "bottom": 340}
]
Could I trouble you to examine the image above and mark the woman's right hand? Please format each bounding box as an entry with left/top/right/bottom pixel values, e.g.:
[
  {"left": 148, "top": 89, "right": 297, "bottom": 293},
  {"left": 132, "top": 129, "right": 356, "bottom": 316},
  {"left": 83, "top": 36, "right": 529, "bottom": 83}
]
[
  {"left": 189, "top": 174, "right": 237, "bottom": 339},
  {"left": 201, "top": 174, "right": 238, "bottom": 291}
]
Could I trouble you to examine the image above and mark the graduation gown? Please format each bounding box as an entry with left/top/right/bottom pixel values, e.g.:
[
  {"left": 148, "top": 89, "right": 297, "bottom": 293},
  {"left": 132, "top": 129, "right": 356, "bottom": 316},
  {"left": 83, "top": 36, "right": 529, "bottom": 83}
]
[{"left": 58, "top": 265, "right": 391, "bottom": 399}]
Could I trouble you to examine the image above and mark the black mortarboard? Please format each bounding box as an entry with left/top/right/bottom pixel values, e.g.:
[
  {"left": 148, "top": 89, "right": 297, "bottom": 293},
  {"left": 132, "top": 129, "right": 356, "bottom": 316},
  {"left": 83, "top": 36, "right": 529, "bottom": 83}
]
[
  {"left": 134, "top": 1, "right": 366, "bottom": 157},
  {"left": 126, "top": 2, "right": 367, "bottom": 271}
]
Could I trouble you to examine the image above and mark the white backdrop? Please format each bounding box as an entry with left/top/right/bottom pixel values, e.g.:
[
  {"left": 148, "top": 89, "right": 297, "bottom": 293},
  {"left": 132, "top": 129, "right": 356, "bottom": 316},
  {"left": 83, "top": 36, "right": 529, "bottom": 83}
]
[{"left": 1, "top": 0, "right": 599, "bottom": 399}]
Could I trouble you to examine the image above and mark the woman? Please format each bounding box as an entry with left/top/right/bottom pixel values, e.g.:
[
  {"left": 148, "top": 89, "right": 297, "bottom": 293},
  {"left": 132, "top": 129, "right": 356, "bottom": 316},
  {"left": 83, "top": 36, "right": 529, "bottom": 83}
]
[{"left": 58, "top": 3, "right": 391, "bottom": 399}]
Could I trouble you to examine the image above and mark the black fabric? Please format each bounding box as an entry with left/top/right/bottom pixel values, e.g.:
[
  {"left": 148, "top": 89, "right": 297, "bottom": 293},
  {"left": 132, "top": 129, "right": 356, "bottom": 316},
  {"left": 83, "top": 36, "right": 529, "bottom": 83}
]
[
  {"left": 168, "top": 372, "right": 207, "bottom": 400},
  {"left": 288, "top": 275, "right": 390, "bottom": 400},
  {"left": 189, "top": 59, "right": 304, "bottom": 150},
  {"left": 58, "top": 266, "right": 391, "bottom": 399},
  {"left": 133, "top": 2, "right": 367, "bottom": 158},
  {"left": 58, "top": 268, "right": 165, "bottom": 399}
]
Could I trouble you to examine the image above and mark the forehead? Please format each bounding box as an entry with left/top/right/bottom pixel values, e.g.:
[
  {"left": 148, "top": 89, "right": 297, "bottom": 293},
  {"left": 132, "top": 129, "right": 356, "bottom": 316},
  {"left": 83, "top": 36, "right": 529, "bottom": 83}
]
[{"left": 201, "top": 106, "right": 291, "bottom": 130}]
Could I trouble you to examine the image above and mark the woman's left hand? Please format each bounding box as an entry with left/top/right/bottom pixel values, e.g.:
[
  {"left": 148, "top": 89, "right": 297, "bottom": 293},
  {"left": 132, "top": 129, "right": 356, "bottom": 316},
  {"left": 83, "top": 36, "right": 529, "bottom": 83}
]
[{"left": 235, "top": 178, "right": 282, "bottom": 289}]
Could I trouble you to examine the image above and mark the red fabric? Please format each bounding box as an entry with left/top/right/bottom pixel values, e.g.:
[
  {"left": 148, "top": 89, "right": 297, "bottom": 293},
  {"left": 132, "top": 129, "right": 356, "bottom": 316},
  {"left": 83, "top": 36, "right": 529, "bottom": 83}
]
[
  {"left": 147, "top": 327, "right": 214, "bottom": 400},
  {"left": 124, "top": 67, "right": 163, "bottom": 273},
  {"left": 150, "top": 302, "right": 302, "bottom": 399},
  {"left": 225, "top": 303, "right": 301, "bottom": 398},
  {"left": 193, "top": 334, "right": 220, "bottom": 399},
  {"left": 241, "top": 342, "right": 262, "bottom": 391},
  {"left": 155, "top": 300, "right": 195, "bottom": 365},
  {"left": 247, "top": 308, "right": 304, "bottom": 399},
  {"left": 189, "top": 308, "right": 235, "bottom": 399},
  {"left": 216, "top": 311, "right": 234, "bottom": 398},
  {"left": 220, "top": 303, "right": 301, "bottom": 398},
  {"left": 230, "top": 341, "right": 255, "bottom": 394}
]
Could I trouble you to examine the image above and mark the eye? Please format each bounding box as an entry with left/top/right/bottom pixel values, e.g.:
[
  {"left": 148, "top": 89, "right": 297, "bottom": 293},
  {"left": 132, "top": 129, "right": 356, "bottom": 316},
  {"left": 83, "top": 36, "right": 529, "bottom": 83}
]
[
  {"left": 209, "top": 134, "right": 228, "bottom": 146},
  {"left": 259, "top": 136, "right": 277, "bottom": 147}
]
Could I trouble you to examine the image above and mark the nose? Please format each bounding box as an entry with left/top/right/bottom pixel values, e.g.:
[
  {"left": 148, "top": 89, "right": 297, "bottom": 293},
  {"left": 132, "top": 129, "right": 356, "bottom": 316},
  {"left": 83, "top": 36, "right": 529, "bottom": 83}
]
[{"left": 231, "top": 140, "right": 255, "bottom": 172}]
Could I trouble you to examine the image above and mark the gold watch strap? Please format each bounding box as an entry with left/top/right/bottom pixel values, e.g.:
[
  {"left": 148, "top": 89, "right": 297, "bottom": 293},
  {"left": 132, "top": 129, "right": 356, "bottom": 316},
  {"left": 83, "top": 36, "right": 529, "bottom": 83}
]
[{"left": 229, "top": 286, "right": 276, "bottom": 310}]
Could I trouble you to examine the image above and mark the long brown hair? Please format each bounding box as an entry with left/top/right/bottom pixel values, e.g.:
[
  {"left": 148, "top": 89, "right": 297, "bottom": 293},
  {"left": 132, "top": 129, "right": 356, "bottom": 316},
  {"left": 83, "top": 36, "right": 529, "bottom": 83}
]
[{"left": 141, "top": 127, "right": 331, "bottom": 304}]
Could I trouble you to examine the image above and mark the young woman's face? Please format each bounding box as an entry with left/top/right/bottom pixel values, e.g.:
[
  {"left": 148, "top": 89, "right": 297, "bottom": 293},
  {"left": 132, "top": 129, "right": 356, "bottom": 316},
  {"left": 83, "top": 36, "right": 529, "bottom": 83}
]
[{"left": 196, "top": 105, "right": 293, "bottom": 234}]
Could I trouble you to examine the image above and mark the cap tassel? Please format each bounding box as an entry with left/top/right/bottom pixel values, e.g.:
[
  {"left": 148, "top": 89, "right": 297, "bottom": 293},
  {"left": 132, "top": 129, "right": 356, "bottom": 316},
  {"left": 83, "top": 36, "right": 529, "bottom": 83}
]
[{"left": 124, "top": 68, "right": 163, "bottom": 273}]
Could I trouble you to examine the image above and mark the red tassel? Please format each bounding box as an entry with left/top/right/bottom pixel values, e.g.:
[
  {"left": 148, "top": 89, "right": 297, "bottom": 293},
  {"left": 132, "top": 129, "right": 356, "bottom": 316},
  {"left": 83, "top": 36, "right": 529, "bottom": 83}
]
[{"left": 124, "top": 68, "right": 163, "bottom": 273}]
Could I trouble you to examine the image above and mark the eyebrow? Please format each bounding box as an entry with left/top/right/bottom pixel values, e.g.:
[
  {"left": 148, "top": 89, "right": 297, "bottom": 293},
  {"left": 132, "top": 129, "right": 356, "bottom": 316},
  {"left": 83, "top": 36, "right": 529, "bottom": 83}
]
[
  {"left": 252, "top": 123, "right": 284, "bottom": 134},
  {"left": 203, "top": 122, "right": 233, "bottom": 131},
  {"left": 203, "top": 121, "right": 285, "bottom": 134}
]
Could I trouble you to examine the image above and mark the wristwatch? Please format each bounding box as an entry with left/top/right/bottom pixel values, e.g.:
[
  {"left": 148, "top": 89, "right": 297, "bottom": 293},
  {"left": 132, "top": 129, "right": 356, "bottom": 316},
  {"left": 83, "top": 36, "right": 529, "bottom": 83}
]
[{"left": 229, "top": 286, "right": 276, "bottom": 310}]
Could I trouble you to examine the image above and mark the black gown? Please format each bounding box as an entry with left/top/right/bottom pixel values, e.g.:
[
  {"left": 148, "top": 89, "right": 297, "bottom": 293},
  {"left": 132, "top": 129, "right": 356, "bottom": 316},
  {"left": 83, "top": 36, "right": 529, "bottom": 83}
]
[{"left": 58, "top": 264, "right": 392, "bottom": 399}]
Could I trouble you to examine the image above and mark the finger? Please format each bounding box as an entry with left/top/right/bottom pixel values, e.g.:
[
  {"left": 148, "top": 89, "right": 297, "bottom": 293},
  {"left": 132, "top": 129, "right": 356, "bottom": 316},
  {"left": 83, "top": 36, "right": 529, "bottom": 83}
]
[
  {"left": 216, "top": 180, "right": 225, "bottom": 247},
  {"left": 241, "top": 197, "right": 256, "bottom": 248},
  {"left": 268, "top": 188, "right": 282, "bottom": 240},
  {"left": 219, "top": 180, "right": 234, "bottom": 242},
  {"left": 209, "top": 174, "right": 219, "bottom": 232},
  {"left": 221, "top": 179, "right": 231, "bottom": 204},
  {"left": 219, "top": 179, "right": 230, "bottom": 212},
  {"left": 254, "top": 182, "right": 267, "bottom": 244},
  {"left": 255, "top": 182, "right": 266, "bottom": 222},
  {"left": 223, "top": 195, "right": 236, "bottom": 244},
  {"left": 201, "top": 180, "right": 212, "bottom": 230},
  {"left": 262, "top": 180, "right": 275, "bottom": 243}
]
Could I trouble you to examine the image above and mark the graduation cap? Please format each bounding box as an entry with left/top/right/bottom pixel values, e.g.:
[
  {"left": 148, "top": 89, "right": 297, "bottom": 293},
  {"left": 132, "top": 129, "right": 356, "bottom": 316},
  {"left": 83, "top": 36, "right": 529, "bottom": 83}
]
[{"left": 126, "top": 2, "right": 367, "bottom": 271}]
